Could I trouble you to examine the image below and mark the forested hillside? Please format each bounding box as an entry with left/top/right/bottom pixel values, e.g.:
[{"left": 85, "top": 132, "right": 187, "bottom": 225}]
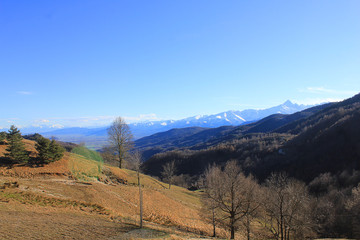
[{"left": 142, "top": 93, "right": 360, "bottom": 186}]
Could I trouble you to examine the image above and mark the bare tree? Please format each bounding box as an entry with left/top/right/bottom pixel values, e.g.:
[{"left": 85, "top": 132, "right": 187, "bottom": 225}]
[
  {"left": 100, "top": 146, "right": 118, "bottom": 166},
  {"left": 129, "top": 151, "right": 144, "bottom": 228},
  {"left": 161, "top": 160, "right": 176, "bottom": 189},
  {"left": 204, "top": 160, "right": 260, "bottom": 239},
  {"left": 240, "top": 175, "right": 262, "bottom": 240},
  {"left": 346, "top": 183, "right": 360, "bottom": 238},
  {"left": 261, "top": 173, "right": 314, "bottom": 240},
  {"left": 107, "top": 117, "right": 133, "bottom": 168},
  {"left": 200, "top": 168, "right": 220, "bottom": 237}
]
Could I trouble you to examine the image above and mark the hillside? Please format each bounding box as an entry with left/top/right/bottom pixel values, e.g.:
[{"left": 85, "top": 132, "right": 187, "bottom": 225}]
[
  {"left": 142, "top": 93, "right": 360, "bottom": 185},
  {"left": 137, "top": 103, "right": 330, "bottom": 161},
  {"left": 0, "top": 140, "right": 230, "bottom": 239},
  {"left": 135, "top": 126, "right": 234, "bottom": 160}
]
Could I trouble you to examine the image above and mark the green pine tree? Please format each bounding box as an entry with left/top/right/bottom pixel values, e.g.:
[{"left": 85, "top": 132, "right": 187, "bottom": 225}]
[
  {"left": 0, "top": 131, "right": 6, "bottom": 144},
  {"left": 5, "top": 125, "right": 29, "bottom": 164},
  {"left": 35, "top": 137, "right": 52, "bottom": 164},
  {"left": 35, "top": 137, "right": 65, "bottom": 164},
  {"left": 49, "top": 139, "right": 65, "bottom": 162}
]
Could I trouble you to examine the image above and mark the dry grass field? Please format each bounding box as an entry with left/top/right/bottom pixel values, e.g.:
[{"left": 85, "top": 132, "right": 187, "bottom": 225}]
[{"left": 0, "top": 140, "right": 230, "bottom": 239}]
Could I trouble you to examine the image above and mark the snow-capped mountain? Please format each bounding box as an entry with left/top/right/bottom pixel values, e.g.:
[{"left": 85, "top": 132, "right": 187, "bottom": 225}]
[
  {"left": 129, "top": 100, "right": 310, "bottom": 136},
  {"left": 30, "top": 100, "right": 311, "bottom": 147}
]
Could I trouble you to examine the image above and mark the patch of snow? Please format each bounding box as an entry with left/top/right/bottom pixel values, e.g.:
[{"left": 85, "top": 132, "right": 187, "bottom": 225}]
[
  {"left": 233, "top": 113, "right": 246, "bottom": 122},
  {"left": 216, "top": 116, "right": 222, "bottom": 119},
  {"left": 161, "top": 122, "right": 167, "bottom": 126},
  {"left": 186, "top": 121, "right": 190, "bottom": 124},
  {"left": 203, "top": 121, "right": 207, "bottom": 123},
  {"left": 195, "top": 115, "right": 201, "bottom": 120}
]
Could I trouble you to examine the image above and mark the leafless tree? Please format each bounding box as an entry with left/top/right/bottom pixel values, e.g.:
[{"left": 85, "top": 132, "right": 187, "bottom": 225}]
[
  {"left": 346, "top": 183, "right": 360, "bottom": 238},
  {"left": 201, "top": 174, "right": 220, "bottom": 238},
  {"left": 129, "top": 151, "right": 144, "bottom": 228},
  {"left": 100, "top": 146, "right": 118, "bottom": 166},
  {"left": 240, "top": 175, "right": 262, "bottom": 240},
  {"left": 107, "top": 117, "right": 133, "bottom": 168},
  {"left": 204, "top": 160, "right": 260, "bottom": 239},
  {"left": 161, "top": 160, "right": 176, "bottom": 189},
  {"left": 261, "top": 173, "right": 314, "bottom": 240}
]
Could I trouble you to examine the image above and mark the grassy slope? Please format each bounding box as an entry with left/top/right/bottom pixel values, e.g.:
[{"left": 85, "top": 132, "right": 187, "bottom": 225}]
[{"left": 0, "top": 140, "right": 228, "bottom": 239}]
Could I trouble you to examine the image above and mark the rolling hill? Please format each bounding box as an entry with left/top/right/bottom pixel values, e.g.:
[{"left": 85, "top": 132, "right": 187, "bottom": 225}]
[{"left": 0, "top": 139, "right": 229, "bottom": 239}]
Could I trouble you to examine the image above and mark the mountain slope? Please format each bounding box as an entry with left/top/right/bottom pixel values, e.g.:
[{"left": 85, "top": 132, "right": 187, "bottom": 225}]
[
  {"left": 142, "top": 93, "right": 360, "bottom": 185},
  {"left": 136, "top": 103, "right": 330, "bottom": 160}
]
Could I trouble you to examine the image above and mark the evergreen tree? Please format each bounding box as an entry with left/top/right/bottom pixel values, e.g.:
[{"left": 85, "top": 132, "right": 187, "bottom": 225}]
[
  {"left": 35, "top": 137, "right": 65, "bottom": 164},
  {"left": 5, "top": 125, "right": 29, "bottom": 163},
  {"left": 0, "top": 131, "right": 7, "bottom": 144},
  {"left": 49, "top": 139, "right": 65, "bottom": 162},
  {"left": 35, "top": 137, "right": 52, "bottom": 163}
]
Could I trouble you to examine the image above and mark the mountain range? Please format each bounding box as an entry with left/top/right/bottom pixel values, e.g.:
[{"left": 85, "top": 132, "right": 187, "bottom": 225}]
[
  {"left": 29, "top": 100, "right": 311, "bottom": 148},
  {"left": 141, "top": 93, "right": 360, "bottom": 186}
]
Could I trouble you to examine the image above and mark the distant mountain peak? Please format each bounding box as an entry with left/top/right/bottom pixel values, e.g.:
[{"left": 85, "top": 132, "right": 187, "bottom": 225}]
[
  {"left": 283, "top": 100, "right": 294, "bottom": 106},
  {"left": 37, "top": 100, "right": 314, "bottom": 143}
]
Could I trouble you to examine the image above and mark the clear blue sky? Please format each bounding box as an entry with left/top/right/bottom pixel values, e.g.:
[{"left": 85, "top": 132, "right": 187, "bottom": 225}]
[{"left": 1, "top": 0, "right": 360, "bottom": 129}]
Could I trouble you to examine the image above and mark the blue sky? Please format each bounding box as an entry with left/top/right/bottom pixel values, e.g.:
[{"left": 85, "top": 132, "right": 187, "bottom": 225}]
[{"left": 1, "top": 0, "right": 360, "bottom": 129}]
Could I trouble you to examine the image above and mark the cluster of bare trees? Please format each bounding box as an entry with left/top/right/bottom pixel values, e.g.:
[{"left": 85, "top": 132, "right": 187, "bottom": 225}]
[
  {"left": 203, "top": 161, "right": 314, "bottom": 240},
  {"left": 204, "top": 161, "right": 260, "bottom": 239},
  {"left": 346, "top": 183, "right": 360, "bottom": 237}
]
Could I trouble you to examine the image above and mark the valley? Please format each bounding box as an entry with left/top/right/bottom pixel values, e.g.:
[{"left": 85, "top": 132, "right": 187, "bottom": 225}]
[{"left": 2, "top": 94, "right": 360, "bottom": 239}]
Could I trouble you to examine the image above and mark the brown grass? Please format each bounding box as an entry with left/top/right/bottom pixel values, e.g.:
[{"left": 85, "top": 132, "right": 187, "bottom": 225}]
[{"left": 0, "top": 140, "right": 230, "bottom": 239}]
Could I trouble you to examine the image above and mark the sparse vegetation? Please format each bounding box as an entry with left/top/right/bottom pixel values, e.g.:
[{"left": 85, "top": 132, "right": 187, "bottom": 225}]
[
  {"left": 128, "top": 151, "right": 144, "bottom": 228},
  {"left": 70, "top": 145, "right": 103, "bottom": 179}
]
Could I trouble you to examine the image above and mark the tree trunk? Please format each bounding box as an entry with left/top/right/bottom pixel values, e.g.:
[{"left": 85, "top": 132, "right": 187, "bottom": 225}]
[
  {"left": 230, "top": 212, "right": 235, "bottom": 239},
  {"left": 246, "top": 215, "right": 251, "bottom": 240},
  {"left": 231, "top": 226, "right": 235, "bottom": 239},
  {"left": 280, "top": 203, "right": 284, "bottom": 240},
  {"left": 118, "top": 154, "right": 122, "bottom": 168},
  {"left": 212, "top": 208, "right": 216, "bottom": 237},
  {"left": 138, "top": 172, "right": 143, "bottom": 228}
]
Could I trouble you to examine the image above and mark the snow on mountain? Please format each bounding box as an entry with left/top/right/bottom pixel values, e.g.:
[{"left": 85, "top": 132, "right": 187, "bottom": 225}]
[
  {"left": 32, "top": 100, "right": 312, "bottom": 145},
  {"left": 125, "top": 100, "right": 311, "bottom": 138}
]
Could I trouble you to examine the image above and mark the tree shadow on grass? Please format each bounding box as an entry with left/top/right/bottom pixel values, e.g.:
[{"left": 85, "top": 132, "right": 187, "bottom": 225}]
[
  {"left": 0, "top": 156, "right": 45, "bottom": 169},
  {"left": 0, "top": 157, "right": 14, "bottom": 169},
  {"left": 27, "top": 156, "right": 45, "bottom": 168}
]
